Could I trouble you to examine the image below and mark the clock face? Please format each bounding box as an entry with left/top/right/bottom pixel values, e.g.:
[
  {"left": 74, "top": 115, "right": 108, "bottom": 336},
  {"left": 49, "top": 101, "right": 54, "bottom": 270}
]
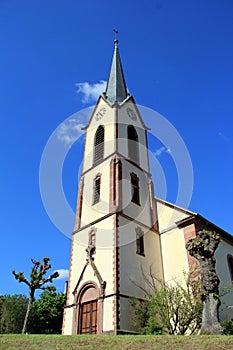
[
  {"left": 95, "top": 107, "right": 106, "bottom": 121},
  {"left": 127, "top": 108, "right": 137, "bottom": 121}
]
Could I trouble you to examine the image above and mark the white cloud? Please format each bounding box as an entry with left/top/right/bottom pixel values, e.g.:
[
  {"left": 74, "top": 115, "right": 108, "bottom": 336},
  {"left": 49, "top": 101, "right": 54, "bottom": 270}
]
[
  {"left": 76, "top": 80, "right": 107, "bottom": 104},
  {"left": 57, "top": 119, "right": 85, "bottom": 146},
  {"left": 56, "top": 108, "right": 93, "bottom": 146},
  {"left": 55, "top": 269, "right": 69, "bottom": 280},
  {"left": 153, "top": 146, "right": 171, "bottom": 157}
]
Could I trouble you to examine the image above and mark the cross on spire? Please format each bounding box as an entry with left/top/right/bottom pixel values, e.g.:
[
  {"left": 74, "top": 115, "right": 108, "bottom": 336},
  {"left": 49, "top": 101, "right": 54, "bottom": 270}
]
[
  {"left": 113, "top": 29, "right": 119, "bottom": 44},
  {"left": 104, "top": 32, "right": 129, "bottom": 104}
]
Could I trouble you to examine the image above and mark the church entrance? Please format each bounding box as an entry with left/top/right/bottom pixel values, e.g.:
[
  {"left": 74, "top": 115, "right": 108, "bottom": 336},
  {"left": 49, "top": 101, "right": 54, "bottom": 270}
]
[
  {"left": 80, "top": 300, "right": 98, "bottom": 334},
  {"left": 77, "top": 284, "right": 99, "bottom": 334}
]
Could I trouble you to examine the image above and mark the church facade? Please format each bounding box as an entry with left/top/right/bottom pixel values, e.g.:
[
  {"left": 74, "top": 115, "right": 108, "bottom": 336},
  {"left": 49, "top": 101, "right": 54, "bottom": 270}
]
[{"left": 62, "top": 40, "right": 233, "bottom": 335}]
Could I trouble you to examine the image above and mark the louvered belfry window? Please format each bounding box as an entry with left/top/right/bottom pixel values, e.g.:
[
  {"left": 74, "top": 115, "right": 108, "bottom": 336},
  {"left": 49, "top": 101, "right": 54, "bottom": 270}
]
[
  {"left": 131, "top": 173, "right": 140, "bottom": 205},
  {"left": 93, "top": 175, "right": 101, "bottom": 204},
  {"left": 128, "top": 125, "right": 139, "bottom": 164},
  {"left": 94, "top": 125, "right": 104, "bottom": 164}
]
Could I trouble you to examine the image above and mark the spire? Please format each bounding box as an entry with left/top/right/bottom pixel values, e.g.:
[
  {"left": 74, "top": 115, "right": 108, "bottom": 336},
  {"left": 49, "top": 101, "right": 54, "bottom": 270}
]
[{"left": 104, "top": 37, "right": 128, "bottom": 104}]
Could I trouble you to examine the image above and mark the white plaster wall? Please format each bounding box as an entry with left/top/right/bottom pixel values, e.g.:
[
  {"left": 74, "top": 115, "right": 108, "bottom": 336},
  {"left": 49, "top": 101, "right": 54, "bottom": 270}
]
[
  {"left": 215, "top": 240, "right": 233, "bottom": 320},
  {"left": 66, "top": 235, "right": 87, "bottom": 304},
  {"left": 63, "top": 235, "right": 87, "bottom": 335},
  {"left": 79, "top": 264, "right": 101, "bottom": 289},
  {"left": 63, "top": 306, "right": 75, "bottom": 335},
  {"left": 121, "top": 159, "right": 152, "bottom": 228},
  {"left": 72, "top": 217, "right": 115, "bottom": 295},
  {"left": 156, "top": 200, "right": 190, "bottom": 232},
  {"left": 103, "top": 296, "right": 114, "bottom": 332},
  {"left": 80, "top": 158, "right": 112, "bottom": 227},
  {"left": 160, "top": 227, "right": 189, "bottom": 287},
  {"left": 64, "top": 216, "right": 116, "bottom": 334},
  {"left": 118, "top": 216, "right": 163, "bottom": 298}
]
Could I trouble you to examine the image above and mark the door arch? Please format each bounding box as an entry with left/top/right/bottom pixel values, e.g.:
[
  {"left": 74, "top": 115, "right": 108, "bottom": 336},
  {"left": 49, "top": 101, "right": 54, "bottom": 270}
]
[{"left": 77, "top": 283, "right": 99, "bottom": 334}]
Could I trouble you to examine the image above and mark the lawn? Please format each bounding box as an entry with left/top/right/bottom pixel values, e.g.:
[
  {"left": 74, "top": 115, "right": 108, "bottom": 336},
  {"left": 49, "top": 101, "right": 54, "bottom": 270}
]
[{"left": 0, "top": 334, "right": 233, "bottom": 350}]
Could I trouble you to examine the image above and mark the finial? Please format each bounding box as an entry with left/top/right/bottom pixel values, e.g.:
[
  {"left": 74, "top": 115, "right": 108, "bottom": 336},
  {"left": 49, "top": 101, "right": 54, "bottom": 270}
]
[{"left": 113, "top": 29, "right": 119, "bottom": 45}]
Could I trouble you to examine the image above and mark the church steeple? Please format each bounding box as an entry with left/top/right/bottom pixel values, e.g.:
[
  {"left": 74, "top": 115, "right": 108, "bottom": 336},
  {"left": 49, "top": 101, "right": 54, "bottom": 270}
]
[
  {"left": 63, "top": 37, "right": 163, "bottom": 336},
  {"left": 104, "top": 39, "right": 128, "bottom": 104}
]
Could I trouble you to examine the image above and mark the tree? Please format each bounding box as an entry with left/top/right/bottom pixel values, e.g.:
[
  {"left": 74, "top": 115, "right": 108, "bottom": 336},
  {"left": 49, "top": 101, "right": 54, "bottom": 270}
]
[
  {"left": 27, "top": 291, "right": 66, "bottom": 334},
  {"left": 0, "top": 295, "right": 28, "bottom": 333},
  {"left": 0, "top": 295, "right": 4, "bottom": 324},
  {"left": 186, "top": 229, "right": 222, "bottom": 334},
  {"left": 12, "top": 257, "right": 59, "bottom": 334},
  {"left": 130, "top": 268, "right": 202, "bottom": 335},
  {"left": 149, "top": 285, "right": 202, "bottom": 335}
]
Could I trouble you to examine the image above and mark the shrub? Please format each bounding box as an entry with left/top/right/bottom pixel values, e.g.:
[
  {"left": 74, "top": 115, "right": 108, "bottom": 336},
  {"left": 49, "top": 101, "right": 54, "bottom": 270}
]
[
  {"left": 145, "top": 316, "right": 163, "bottom": 335},
  {"left": 221, "top": 320, "right": 233, "bottom": 335}
]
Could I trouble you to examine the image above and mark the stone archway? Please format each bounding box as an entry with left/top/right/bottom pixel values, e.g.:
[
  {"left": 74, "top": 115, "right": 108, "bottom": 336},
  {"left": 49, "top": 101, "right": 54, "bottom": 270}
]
[{"left": 77, "top": 283, "right": 99, "bottom": 334}]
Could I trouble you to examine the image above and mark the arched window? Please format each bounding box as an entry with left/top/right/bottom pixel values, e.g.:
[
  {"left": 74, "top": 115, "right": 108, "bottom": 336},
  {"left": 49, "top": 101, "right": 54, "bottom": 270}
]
[
  {"left": 227, "top": 254, "right": 233, "bottom": 283},
  {"left": 130, "top": 172, "right": 140, "bottom": 205},
  {"left": 94, "top": 126, "right": 104, "bottom": 164},
  {"left": 135, "top": 227, "right": 145, "bottom": 256},
  {"left": 93, "top": 174, "right": 101, "bottom": 204},
  {"left": 128, "top": 125, "right": 139, "bottom": 164},
  {"left": 88, "top": 228, "right": 96, "bottom": 248}
]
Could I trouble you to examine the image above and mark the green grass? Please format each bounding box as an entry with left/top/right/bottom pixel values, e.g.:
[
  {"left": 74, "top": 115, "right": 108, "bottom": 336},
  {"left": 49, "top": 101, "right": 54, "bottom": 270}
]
[{"left": 0, "top": 334, "right": 233, "bottom": 350}]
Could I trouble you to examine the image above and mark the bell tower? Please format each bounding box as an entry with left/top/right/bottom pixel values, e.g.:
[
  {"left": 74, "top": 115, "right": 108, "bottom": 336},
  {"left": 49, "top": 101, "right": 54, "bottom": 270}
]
[{"left": 62, "top": 39, "right": 163, "bottom": 335}]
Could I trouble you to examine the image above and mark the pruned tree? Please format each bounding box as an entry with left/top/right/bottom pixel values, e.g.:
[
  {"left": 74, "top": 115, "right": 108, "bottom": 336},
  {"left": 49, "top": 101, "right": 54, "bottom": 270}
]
[
  {"left": 12, "top": 257, "right": 59, "bottom": 334},
  {"left": 186, "top": 229, "right": 222, "bottom": 334}
]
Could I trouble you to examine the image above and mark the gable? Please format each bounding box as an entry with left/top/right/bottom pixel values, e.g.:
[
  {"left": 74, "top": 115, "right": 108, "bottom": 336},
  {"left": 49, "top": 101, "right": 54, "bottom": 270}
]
[
  {"left": 118, "top": 96, "right": 149, "bottom": 131},
  {"left": 84, "top": 95, "right": 115, "bottom": 131},
  {"left": 156, "top": 198, "right": 193, "bottom": 233}
]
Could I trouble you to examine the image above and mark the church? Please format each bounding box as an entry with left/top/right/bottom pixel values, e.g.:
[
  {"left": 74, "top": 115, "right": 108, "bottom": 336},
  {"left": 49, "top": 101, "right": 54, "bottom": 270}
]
[{"left": 62, "top": 39, "right": 233, "bottom": 335}]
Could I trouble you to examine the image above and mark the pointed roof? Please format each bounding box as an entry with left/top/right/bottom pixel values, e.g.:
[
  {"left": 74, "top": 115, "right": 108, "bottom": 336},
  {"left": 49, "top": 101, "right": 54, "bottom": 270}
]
[{"left": 104, "top": 39, "right": 129, "bottom": 104}]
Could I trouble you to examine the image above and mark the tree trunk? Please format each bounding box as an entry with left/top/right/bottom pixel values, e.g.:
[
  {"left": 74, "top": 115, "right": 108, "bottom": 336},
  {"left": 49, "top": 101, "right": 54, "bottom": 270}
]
[
  {"left": 200, "top": 293, "right": 222, "bottom": 334},
  {"left": 22, "top": 296, "right": 33, "bottom": 334}
]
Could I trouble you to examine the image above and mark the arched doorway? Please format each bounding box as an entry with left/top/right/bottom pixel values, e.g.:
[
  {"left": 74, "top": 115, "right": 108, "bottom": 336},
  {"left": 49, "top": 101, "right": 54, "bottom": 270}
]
[{"left": 77, "top": 284, "right": 99, "bottom": 334}]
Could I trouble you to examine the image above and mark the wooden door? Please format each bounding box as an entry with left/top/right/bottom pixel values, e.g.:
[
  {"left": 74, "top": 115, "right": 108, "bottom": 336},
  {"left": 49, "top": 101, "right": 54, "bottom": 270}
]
[{"left": 80, "top": 300, "right": 98, "bottom": 334}]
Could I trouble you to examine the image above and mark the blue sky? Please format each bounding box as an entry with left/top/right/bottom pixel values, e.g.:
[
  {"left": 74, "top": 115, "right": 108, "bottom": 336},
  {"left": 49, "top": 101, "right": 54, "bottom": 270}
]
[{"left": 0, "top": 0, "right": 232, "bottom": 296}]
